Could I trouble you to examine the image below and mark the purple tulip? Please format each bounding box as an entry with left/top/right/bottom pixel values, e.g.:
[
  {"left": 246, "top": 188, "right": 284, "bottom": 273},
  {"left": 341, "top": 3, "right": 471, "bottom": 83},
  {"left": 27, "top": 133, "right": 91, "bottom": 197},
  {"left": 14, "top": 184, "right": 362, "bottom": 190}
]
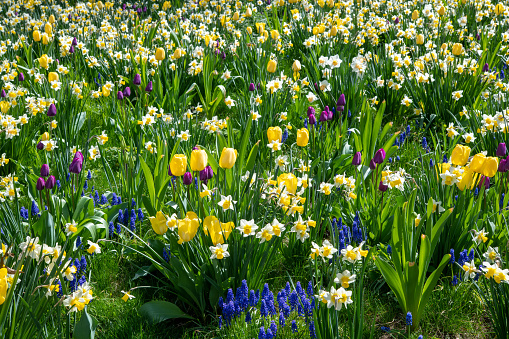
[
  {"left": 47, "top": 104, "right": 57, "bottom": 117},
  {"left": 143, "top": 6, "right": 147, "bottom": 12},
  {"left": 123, "top": 87, "right": 131, "bottom": 97},
  {"left": 122, "top": 3, "right": 126, "bottom": 10},
  {"left": 69, "top": 152, "right": 84, "bottom": 174},
  {"left": 183, "top": 172, "right": 193, "bottom": 185},
  {"left": 476, "top": 33, "right": 480, "bottom": 40},
  {"left": 45, "top": 175, "right": 56, "bottom": 189},
  {"left": 394, "top": 17, "right": 400, "bottom": 24},
  {"left": 249, "top": 83, "right": 256, "bottom": 91},
  {"left": 374, "top": 148, "right": 386, "bottom": 164},
  {"left": 205, "top": 165, "right": 214, "bottom": 179},
  {"left": 482, "top": 63, "right": 489, "bottom": 72},
  {"left": 117, "top": 91, "right": 124, "bottom": 100},
  {"left": 1, "top": 89, "right": 6, "bottom": 98},
  {"left": 37, "top": 142, "right": 44, "bottom": 150},
  {"left": 352, "top": 152, "right": 362, "bottom": 166},
  {"left": 69, "top": 45, "right": 75, "bottom": 54},
  {"left": 145, "top": 81, "right": 153, "bottom": 93},
  {"left": 133, "top": 74, "right": 141, "bottom": 86},
  {"left": 137, "top": 8, "right": 142, "bottom": 14},
  {"left": 72, "top": 37, "right": 77, "bottom": 46},
  {"left": 479, "top": 176, "right": 490, "bottom": 189},
  {"left": 41, "top": 164, "right": 50, "bottom": 177},
  {"left": 379, "top": 181, "right": 388, "bottom": 192},
  {"left": 307, "top": 106, "right": 315, "bottom": 116},
  {"left": 36, "top": 177, "right": 46, "bottom": 191},
  {"left": 496, "top": 143, "right": 506, "bottom": 157},
  {"left": 18, "top": 73, "right": 24, "bottom": 81},
  {"left": 319, "top": 110, "right": 328, "bottom": 122},
  {"left": 308, "top": 113, "right": 316, "bottom": 125},
  {"left": 221, "top": 51, "right": 226, "bottom": 60},
  {"left": 499, "top": 159, "right": 507, "bottom": 172},
  {"left": 337, "top": 94, "right": 346, "bottom": 107},
  {"left": 369, "top": 159, "right": 377, "bottom": 170},
  {"left": 314, "top": 83, "right": 319, "bottom": 91},
  {"left": 199, "top": 169, "right": 208, "bottom": 182}
]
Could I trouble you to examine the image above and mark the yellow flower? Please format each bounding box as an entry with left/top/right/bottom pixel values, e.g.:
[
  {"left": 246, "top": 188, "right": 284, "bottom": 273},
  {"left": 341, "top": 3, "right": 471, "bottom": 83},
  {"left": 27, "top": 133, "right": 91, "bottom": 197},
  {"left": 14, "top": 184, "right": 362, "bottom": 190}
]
[
  {"left": 41, "top": 132, "right": 50, "bottom": 141},
  {"left": 232, "top": 11, "right": 240, "bottom": 21},
  {"left": 33, "top": 30, "right": 41, "bottom": 42},
  {"left": 177, "top": 212, "right": 200, "bottom": 244},
  {"left": 0, "top": 268, "right": 7, "bottom": 305},
  {"left": 270, "top": 30, "right": 280, "bottom": 40},
  {"left": 267, "top": 126, "right": 282, "bottom": 143},
  {"left": 277, "top": 173, "right": 298, "bottom": 194},
  {"left": 267, "top": 59, "right": 277, "bottom": 73},
  {"left": 456, "top": 168, "right": 477, "bottom": 191},
  {"left": 190, "top": 149, "right": 208, "bottom": 172},
  {"left": 452, "top": 43, "right": 463, "bottom": 56},
  {"left": 173, "top": 48, "right": 182, "bottom": 59},
  {"left": 149, "top": 211, "right": 168, "bottom": 235},
  {"left": 44, "top": 22, "right": 52, "bottom": 36},
  {"left": 438, "top": 6, "right": 446, "bottom": 16},
  {"left": 219, "top": 148, "right": 237, "bottom": 169},
  {"left": 170, "top": 154, "right": 187, "bottom": 176},
  {"left": 470, "top": 153, "right": 486, "bottom": 173},
  {"left": 296, "top": 128, "right": 309, "bottom": 147},
  {"left": 481, "top": 157, "right": 499, "bottom": 178},
  {"left": 48, "top": 72, "right": 59, "bottom": 82},
  {"left": 411, "top": 10, "right": 419, "bottom": 20},
  {"left": 292, "top": 60, "right": 301, "bottom": 72},
  {"left": 450, "top": 144, "right": 471, "bottom": 166},
  {"left": 416, "top": 34, "right": 424, "bottom": 45},
  {"left": 495, "top": 3, "right": 505, "bottom": 15},
  {"left": 203, "top": 216, "right": 235, "bottom": 244},
  {"left": 155, "top": 48, "right": 165, "bottom": 61},
  {"left": 39, "top": 54, "right": 49, "bottom": 69}
]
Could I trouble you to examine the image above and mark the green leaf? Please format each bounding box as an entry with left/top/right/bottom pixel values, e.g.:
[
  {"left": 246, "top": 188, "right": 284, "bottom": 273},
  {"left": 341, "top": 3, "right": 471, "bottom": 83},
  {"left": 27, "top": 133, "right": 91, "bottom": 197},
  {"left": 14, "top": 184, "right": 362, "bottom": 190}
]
[
  {"left": 375, "top": 258, "right": 406, "bottom": 312},
  {"left": 139, "top": 301, "right": 193, "bottom": 324},
  {"left": 140, "top": 157, "right": 155, "bottom": 206},
  {"left": 74, "top": 307, "right": 97, "bottom": 339}
]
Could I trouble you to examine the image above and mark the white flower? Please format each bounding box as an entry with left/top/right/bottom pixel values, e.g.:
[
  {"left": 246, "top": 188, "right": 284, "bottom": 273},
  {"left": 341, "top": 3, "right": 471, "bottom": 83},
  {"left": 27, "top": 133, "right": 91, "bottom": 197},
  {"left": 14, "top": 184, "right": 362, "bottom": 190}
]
[
  {"left": 218, "top": 195, "right": 236, "bottom": 211},
  {"left": 452, "top": 90, "right": 463, "bottom": 101},
  {"left": 238, "top": 219, "right": 258, "bottom": 237},
  {"left": 326, "top": 286, "right": 353, "bottom": 311},
  {"left": 334, "top": 270, "right": 356, "bottom": 288},
  {"left": 65, "top": 220, "right": 78, "bottom": 236},
  {"left": 86, "top": 240, "right": 101, "bottom": 255},
  {"left": 256, "top": 225, "right": 275, "bottom": 243},
  {"left": 210, "top": 243, "right": 229, "bottom": 259}
]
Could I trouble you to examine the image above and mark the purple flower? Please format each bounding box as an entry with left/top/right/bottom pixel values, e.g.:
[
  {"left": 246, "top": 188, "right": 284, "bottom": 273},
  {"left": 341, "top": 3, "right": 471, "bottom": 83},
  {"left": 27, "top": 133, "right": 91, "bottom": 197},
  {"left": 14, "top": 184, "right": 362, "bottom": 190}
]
[
  {"left": 37, "top": 142, "right": 44, "bottom": 150},
  {"left": 117, "top": 91, "right": 124, "bottom": 100},
  {"left": 45, "top": 175, "right": 56, "bottom": 189},
  {"left": 47, "top": 104, "right": 57, "bottom": 117},
  {"left": 308, "top": 112, "right": 316, "bottom": 125},
  {"left": 496, "top": 143, "right": 506, "bottom": 157},
  {"left": 352, "top": 152, "right": 362, "bottom": 166},
  {"left": 374, "top": 148, "right": 386, "bottom": 164},
  {"left": 482, "top": 63, "right": 489, "bottom": 72},
  {"left": 205, "top": 165, "right": 214, "bottom": 179},
  {"left": 133, "top": 74, "right": 141, "bottom": 86},
  {"left": 123, "top": 87, "right": 131, "bottom": 97},
  {"left": 379, "top": 181, "right": 388, "bottom": 192},
  {"left": 69, "top": 45, "right": 75, "bottom": 54},
  {"left": 479, "top": 176, "right": 490, "bottom": 189},
  {"left": 249, "top": 83, "right": 256, "bottom": 91},
  {"left": 18, "top": 73, "right": 25, "bottom": 81},
  {"left": 499, "top": 159, "right": 507, "bottom": 173},
  {"left": 394, "top": 17, "right": 399, "bottom": 24},
  {"left": 307, "top": 106, "right": 315, "bottom": 116},
  {"left": 36, "top": 177, "right": 46, "bottom": 191},
  {"left": 69, "top": 152, "right": 84, "bottom": 174},
  {"left": 41, "top": 164, "right": 50, "bottom": 177},
  {"left": 369, "top": 158, "right": 377, "bottom": 170},
  {"left": 337, "top": 94, "right": 346, "bottom": 106},
  {"left": 0, "top": 89, "right": 5, "bottom": 98},
  {"left": 145, "top": 81, "right": 153, "bottom": 93},
  {"left": 199, "top": 169, "right": 208, "bottom": 181},
  {"left": 183, "top": 172, "right": 193, "bottom": 185},
  {"left": 72, "top": 37, "right": 77, "bottom": 46},
  {"left": 319, "top": 110, "right": 328, "bottom": 122}
]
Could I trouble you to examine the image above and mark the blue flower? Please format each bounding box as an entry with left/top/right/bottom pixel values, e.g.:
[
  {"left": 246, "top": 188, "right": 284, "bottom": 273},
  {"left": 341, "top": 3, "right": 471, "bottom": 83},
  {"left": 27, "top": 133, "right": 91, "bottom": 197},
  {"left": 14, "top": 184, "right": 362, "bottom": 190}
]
[
  {"left": 468, "top": 248, "right": 475, "bottom": 261},
  {"left": 279, "top": 312, "right": 285, "bottom": 327},
  {"left": 87, "top": 170, "right": 92, "bottom": 180},
  {"left": 31, "top": 200, "right": 40, "bottom": 216},
  {"left": 260, "top": 299, "right": 268, "bottom": 317},
  {"left": 381, "top": 326, "right": 390, "bottom": 332},
  {"left": 291, "top": 320, "right": 298, "bottom": 333},
  {"left": 387, "top": 245, "right": 392, "bottom": 255},
  {"left": 245, "top": 310, "right": 251, "bottom": 323},
  {"left": 306, "top": 281, "right": 313, "bottom": 297},
  {"left": 163, "top": 246, "right": 170, "bottom": 262},
  {"left": 452, "top": 275, "right": 458, "bottom": 286},
  {"left": 80, "top": 255, "right": 87, "bottom": 273},
  {"left": 138, "top": 208, "right": 144, "bottom": 221},
  {"left": 76, "top": 236, "right": 82, "bottom": 248},
  {"left": 406, "top": 312, "right": 413, "bottom": 326},
  {"left": 100, "top": 194, "right": 108, "bottom": 205},
  {"left": 258, "top": 326, "right": 266, "bottom": 339},
  {"left": 131, "top": 198, "right": 136, "bottom": 208},
  {"left": 309, "top": 321, "right": 316, "bottom": 338},
  {"left": 282, "top": 129, "right": 288, "bottom": 143},
  {"left": 270, "top": 321, "right": 277, "bottom": 336}
]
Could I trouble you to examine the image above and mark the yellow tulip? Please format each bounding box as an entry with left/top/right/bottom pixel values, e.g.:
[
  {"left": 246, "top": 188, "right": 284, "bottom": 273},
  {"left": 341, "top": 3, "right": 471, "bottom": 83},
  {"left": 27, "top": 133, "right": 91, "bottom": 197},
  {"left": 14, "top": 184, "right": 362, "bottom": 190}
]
[
  {"left": 155, "top": 48, "right": 165, "bottom": 61},
  {"left": 246, "top": 8, "right": 252, "bottom": 17},
  {"left": 296, "top": 128, "right": 309, "bottom": 147},
  {"left": 232, "top": 11, "right": 240, "bottom": 21},
  {"left": 48, "top": 72, "right": 59, "bottom": 82},
  {"left": 33, "top": 30, "right": 41, "bottom": 42},
  {"left": 470, "top": 153, "right": 486, "bottom": 173},
  {"left": 452, "top": 43, "right": 463, "bottom": 56},
  {"left": 39, "top": 54, "right": 49, "bottom": 69},
  {"left": 97, "top": 1, "right": 104, "bottom": 10},
  {"left": 270, "top": 30, "right": 280, "bottom": 40},
  {"left": 495, "top": 3, "right": 505, "bottom": 15},
  {"left": 41, "top": 132, "right": 50, "bottom": 141},
  {"left": 170, "top": 154, "right": 187, "bottom": 176},
  {"left": 267, "top": 126, "right": 282, "bottom": 143},
  {"left": 49, "top": 15, "right": 56, "bottom": 24},
  {"left": 149, "top": 211, "right": 168, "bottom": 235},
  {"left": 441, "top": 43, "right": 447, "bottom": 50},
  {"left": 481, "top": 157, "right": 499, "bottom": 177},
  {"left": 42, "top": 35, "right": 49, "bottom": 45},
  {"left": 246, "top": 26, "right": 253, "bottom": 34},
  {"left": 267, "top": 59, "right": 277, "bottom": 73},
  {"left": 438, "top": 6, "right": 446, "bottom": 16},
  {"left": 277, "top": 173, "right": 298, "bottom": 194},
  {"left": 312, "top": 26, "right": 319, "bottom": 35},
  {"left": 456, "top": 168, "right": 477, "bottom": 191},
  {"left": 0, "top": 268, "right": 7, "bottom": 305},
  {"left": 292, "top": 60, "right": 302, "bottom": 72},
  {"left": 219, "top": 148, "right": 237, "bottom": 169},
  {"left": 416, "top": 34, "right": 424, "bottom": 45},
  {"left": 411, "top": 10, "right": 419, "bottom": 20},
  {"left": 450, "top": 144, "right": 471, "bottom": 166},
  {"left": 173, "top": 48, "right": 182, "bottom": 59},
  {"left": 190, "top": 149, "right": 208, "bottom": 172},
  {"left": 0, "top": 101, "right": 10, "bottom": 114},
  {"left": 203, "top": 216, "right": 234, "bottom": 244},
  {"left": 330, "top": 26, "right": 338, "bottom": 36},
  {"left": 102, "top": 86, "right": 110, "bottom": 97},
  {"left": 44, "top": 22, "right": 52, "bottom": 36},
  {"left": 256, "top": 22, "right": 265, "bottom": 34},
  {"left": 177, "top": 212, "right": 200, "bottom": 244}
]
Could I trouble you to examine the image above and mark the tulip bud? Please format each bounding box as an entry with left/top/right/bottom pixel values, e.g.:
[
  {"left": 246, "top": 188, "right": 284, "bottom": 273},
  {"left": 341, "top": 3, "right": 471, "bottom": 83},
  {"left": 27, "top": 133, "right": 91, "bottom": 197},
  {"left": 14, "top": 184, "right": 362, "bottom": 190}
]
[
  {"left": 47, "top": 104, "right": 57, "bottom": 117},
  {"left": 123, "top": 87, "right": 131, "bottom": 97},
  {"left": 69, "top": 45, "right": 75, "bottom": 54},
  {"left": 394, "top": 17, "right": 400, "bottom": 24},
  {"left": 199, "top": 169, "right": 208, "bottom": 181},
  {"left": 33, "top": 30, "right": 42, "bottom": 42},
  {"left": 45, "top": 175, "right": 56, "bottom": 189},
  {"left": 267, "top": 126, "right": 283, "bottom": 143},
  {"left": 44, "top": 22, "right": 52, "bottom": 36},
  {"left": 451, "top": 144, "right": 471, "bottom": 166},
  {"left": 411, "top": 10, "right": 419, "bottom": 20},
  {"left": 337, "top": 94, "right": 346, "bottom": 107},
  {"left": 369, "top": 159, "right": 377, "bottom": 170},
  {"left": 183, "top": 172, "right": 193, "bottom": 185},
  {"left": 117, "top": 91, "right": 124, "bottom": 100},
  {"left": 205, "top": 165, "right": 214, "bottom": 179},
  {"left": 18, "top": 73, "right": 25, "bottom": 81},
  {"left": 416, "top": 34, "right": 424, "bottom": 45},
  {"left": 190, "top": 149, "right": 208, "bottom": 172},
  {"left": 36, "top": 177, "right": 46, "bottom": 191},
  {"left": 249, "top": 83, "right": 256, "bottom": 91},
  {"left": 267, "top": 59, "right": 277, "bottom": 73},
  {"left": 496, "top": 143, "right": 507, "bottom": 157},
  {"left": 479, "top": 176, "right": 490, "bottom": 189},
  {"left": 352, "top": 152, "right": 362, "bottom": 166},
  {"left": 1, "top": 89, "right": 6, "bottom": 98},
  {"left": 296, "top": 128, "right": 309, "bottom": 147},
  {"left": 72, "top": 37, "right": 78, "bottom": 46},
  {"left": 438, "top": 6, "right": 445, "bottom": 16},
  {"left": 452, "top": 43, "right": 463, "bottom": 56},
  {"left": 482, "top": 63, "right": 489, "bottom": 72},
  {"left": 145, "top": 81, "right": 153, "bottom": 93},
  {"left": 48, "top": 72, "right": 59, "bottom": 82},
  {"left": 379, "top": 181, "right": 388, "bottom": 192},
  {"left": 481, "top": 157, "right": 499, "bottom": 178},
  {"left": 319, "top": 110, "right": 328, "bottom": 122},
  {"left": 292, "top": 60, "right": 301, "bottom": 72},
  {"left": 308, "top": 113, "right": 316, "bottom": 125},
  {"left": 373, "top": 148, "right": 386, "bottom": 164},
  {"left": 41, "top": 164, "right": 50, "bottom": 177},
  {"left": 37, "top": 142, "right": 44, "bottom": 150},
  {"left": 155, "top": 47, "right": 165, "bottom": 61},
  {"left": 69, "top": 152, "right": 84, "bottom": 174},
  {"left": 498, "top": 159, "right": 507, "bottom": 173},
  {"left": 133, "top": 74, "right": 141, "bottom": 86},
  {"left": 170, "top": 154, "right": 187, "bottom": 176},
  {"left": 219, "top": 148, "right": 237, "bottom": 169}
]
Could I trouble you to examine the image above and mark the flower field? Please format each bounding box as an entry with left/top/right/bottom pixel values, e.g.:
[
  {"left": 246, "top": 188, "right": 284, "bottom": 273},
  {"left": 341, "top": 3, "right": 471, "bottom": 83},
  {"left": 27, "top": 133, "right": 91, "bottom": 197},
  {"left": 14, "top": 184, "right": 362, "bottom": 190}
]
[{"left": 1, "top": 0, "right": 509, "bottom": 337}]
